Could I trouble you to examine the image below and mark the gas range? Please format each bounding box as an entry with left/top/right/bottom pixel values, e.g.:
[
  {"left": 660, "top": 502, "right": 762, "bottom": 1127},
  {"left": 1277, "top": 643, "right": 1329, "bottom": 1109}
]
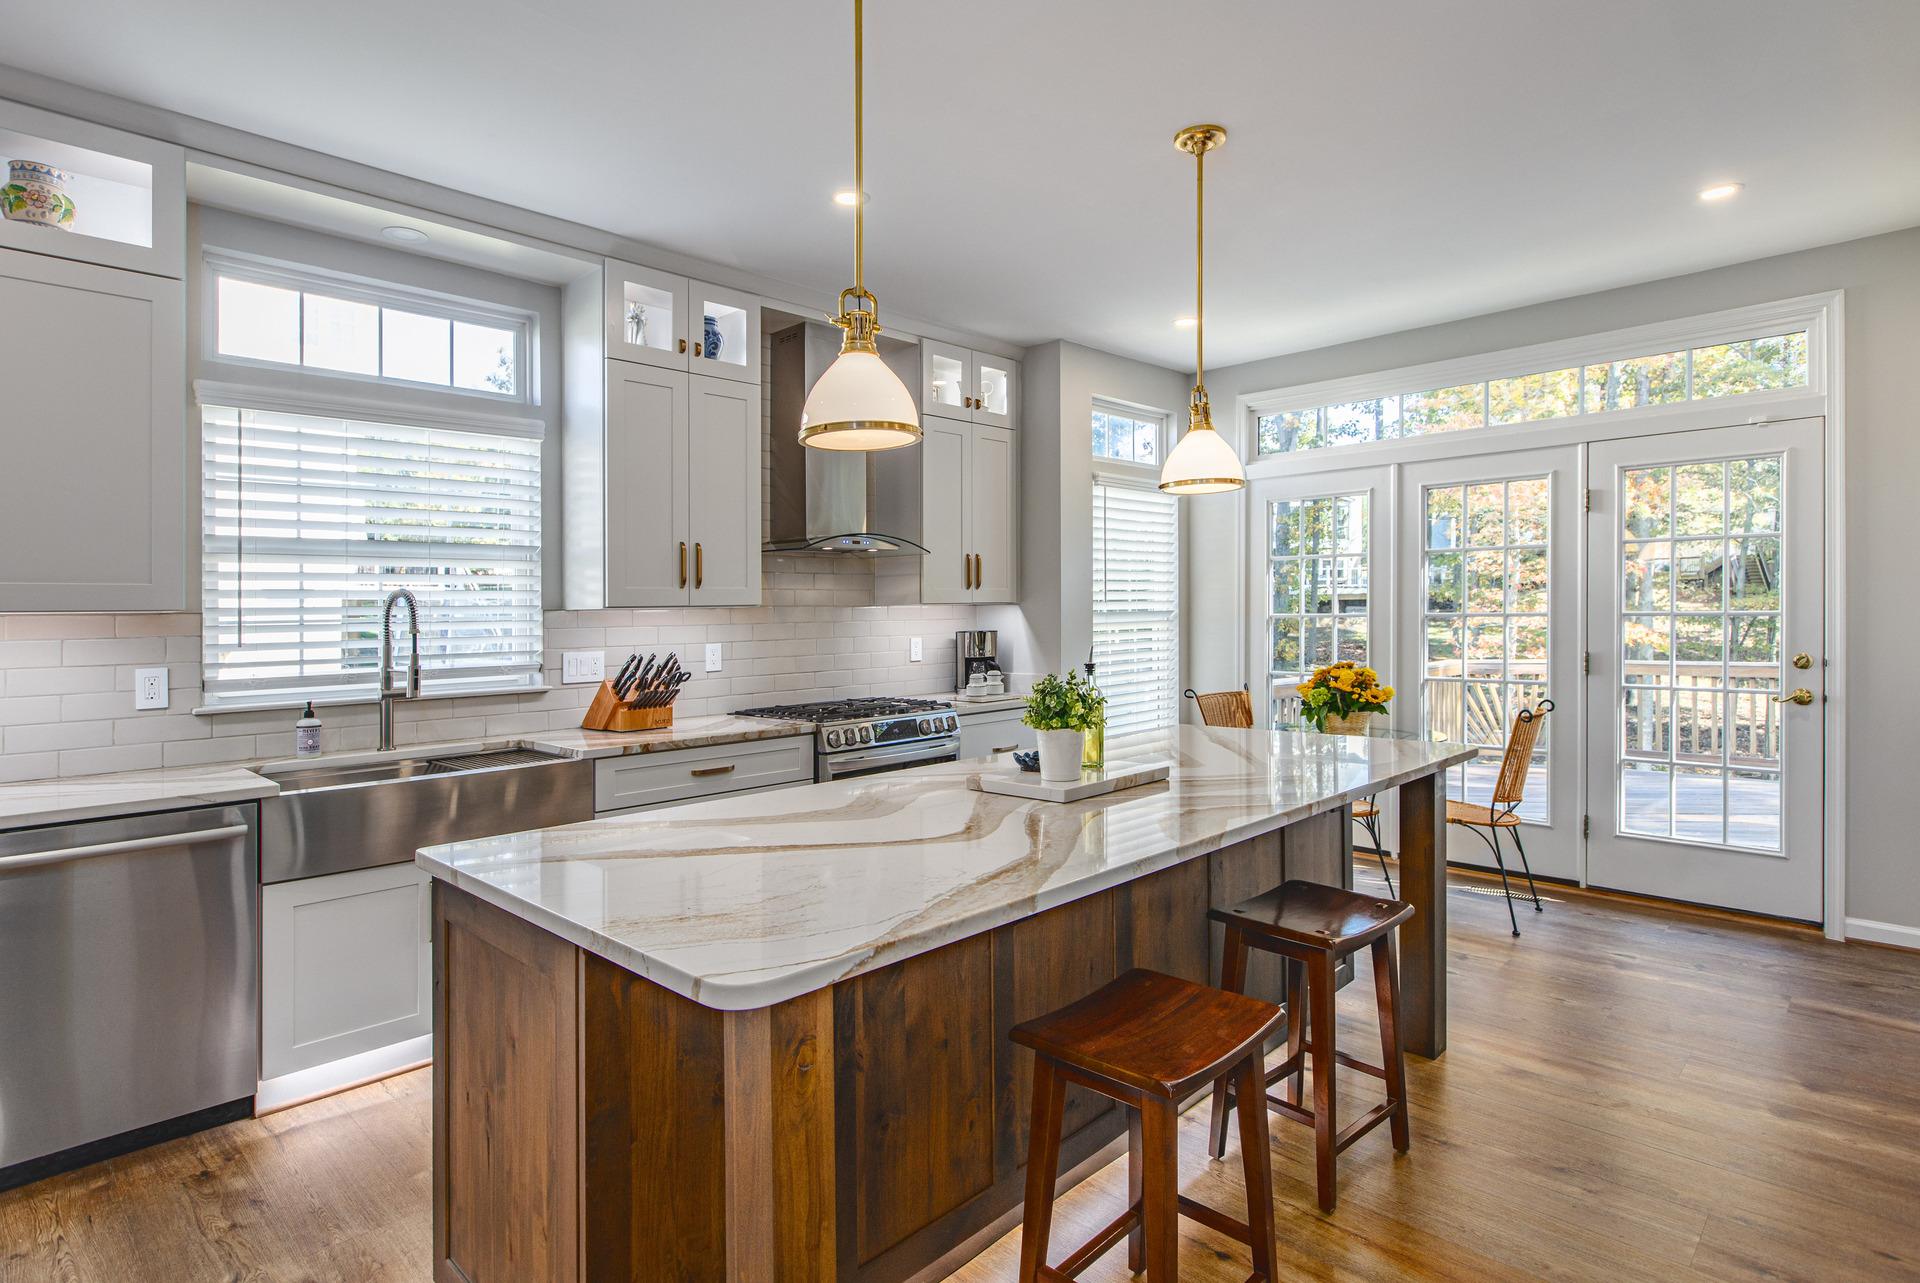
[{"left": 734, "top": 697, "right": 960, "bottom": 781}]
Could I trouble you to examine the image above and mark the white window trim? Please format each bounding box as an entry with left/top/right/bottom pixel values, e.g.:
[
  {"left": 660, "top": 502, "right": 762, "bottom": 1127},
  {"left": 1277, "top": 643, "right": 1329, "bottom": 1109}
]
[
  {"left": 1236, "top": 293, "right": 1838, "bottom": 477},
  {"left": 1225, "top": 290, "right": 1848, "bottom": 943},
  {"left": 193, "top": 379, "right": 544, "bottom": 440},
  {"left": 202, "top": 247, "right": 536, "bottom": 405},
  {"left": 1091, "top": 397, "right": 1171, "bottom": 478}
]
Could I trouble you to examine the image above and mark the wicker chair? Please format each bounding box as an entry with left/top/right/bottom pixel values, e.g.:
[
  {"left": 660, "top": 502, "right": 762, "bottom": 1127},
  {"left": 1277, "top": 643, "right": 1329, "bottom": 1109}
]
[
  {"left": 1449, "top": 699, "right": 1553, "bottom": 936},
  {"left": 1185, "top": 687, "right": 1254, "bottom": 728}
]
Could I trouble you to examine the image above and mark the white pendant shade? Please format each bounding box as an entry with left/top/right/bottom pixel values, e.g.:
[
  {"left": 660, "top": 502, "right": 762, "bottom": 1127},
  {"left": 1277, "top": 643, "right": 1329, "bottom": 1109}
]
[
  {"left": 799, "top": 347, "right": 921, "bottom": 450},
  {"left": 1158, "top": 423, "right": 1245, "bottom": 494}
]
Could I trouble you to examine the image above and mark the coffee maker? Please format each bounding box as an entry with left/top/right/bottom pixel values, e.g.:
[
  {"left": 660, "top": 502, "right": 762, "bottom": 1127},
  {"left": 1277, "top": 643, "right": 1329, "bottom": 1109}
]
[{"left": 956, "top": 630, "right": 1002, "bottom": 694}]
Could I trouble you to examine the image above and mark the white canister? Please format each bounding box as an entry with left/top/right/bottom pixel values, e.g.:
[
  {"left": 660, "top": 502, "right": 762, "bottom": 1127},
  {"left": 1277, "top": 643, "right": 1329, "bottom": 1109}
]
[{"left": 1036, "top": 728, "right": 1085, "bottom": 782}]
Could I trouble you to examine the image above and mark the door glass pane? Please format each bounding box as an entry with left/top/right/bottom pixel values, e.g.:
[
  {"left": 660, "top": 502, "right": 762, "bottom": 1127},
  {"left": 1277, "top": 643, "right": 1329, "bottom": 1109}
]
[
  {"left": 1422, "top": 476, "right": 1552, "bottom": 821},
  {"left": 1612, "top": 455, "right": 1783, "bottom": 851},
  {"left": 929, "top": 352, "right": 966, "bottom": 410},
  {"left": 1268, "top": 493, "right": 1369, "bottom": 720},
  {"left": 977, "top": 362, "right": 1010, "bottom": 416}
]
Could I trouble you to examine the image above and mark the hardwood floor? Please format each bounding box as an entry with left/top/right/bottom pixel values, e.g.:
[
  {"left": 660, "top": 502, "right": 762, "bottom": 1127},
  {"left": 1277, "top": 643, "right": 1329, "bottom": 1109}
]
[{"left": 4, "top": 866, "right": 1917, "bottom": 1282}]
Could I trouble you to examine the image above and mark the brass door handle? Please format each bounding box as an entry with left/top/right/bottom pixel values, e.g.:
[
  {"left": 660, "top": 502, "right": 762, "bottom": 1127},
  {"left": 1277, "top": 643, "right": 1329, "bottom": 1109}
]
[
  {"left": 695, "top": 542, "right": 704, "bottom": 589},
  {"left": 680, "top": 541, "right": 687, "bottom": 589},
  {"left": 1771, "top": 689, "right": 1815, "bottom": 705},
  {"left": 690, "top": 764, "right": 735, "bottom": 777}
]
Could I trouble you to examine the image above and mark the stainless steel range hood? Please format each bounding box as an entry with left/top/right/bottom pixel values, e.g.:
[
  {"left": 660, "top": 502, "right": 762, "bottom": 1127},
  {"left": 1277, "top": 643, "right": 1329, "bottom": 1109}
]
[{"left": 767, "top": 322, "right": 926, "bottom": 556}]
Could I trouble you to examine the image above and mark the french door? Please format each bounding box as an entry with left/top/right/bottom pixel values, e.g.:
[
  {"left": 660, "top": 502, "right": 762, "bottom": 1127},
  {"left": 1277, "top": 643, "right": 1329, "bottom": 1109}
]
[{"left": 1584, "top": 420, "right": 1825, "bottom": 920}]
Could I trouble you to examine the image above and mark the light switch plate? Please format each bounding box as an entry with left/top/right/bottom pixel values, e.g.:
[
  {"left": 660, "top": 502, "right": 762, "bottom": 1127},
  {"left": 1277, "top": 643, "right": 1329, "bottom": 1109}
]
[
  {"left": 561, "top": 651, "right": 606, "bottom": 685},
  {"left": 705, "top": 643, "right": 723, "bottom": 672},
  {"left": 134, "top": 668, "right": 169, "bottom": 710},
  {"left": 909, "top": 637, "right": 923, "bottom": 662}
]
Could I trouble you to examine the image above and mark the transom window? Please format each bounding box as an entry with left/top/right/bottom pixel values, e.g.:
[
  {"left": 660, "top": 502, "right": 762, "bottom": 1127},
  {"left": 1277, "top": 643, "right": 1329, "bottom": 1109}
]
[
  {"left": 1267, "top": 494, "right": 1369, "bottom": 712},
  {"left": 210, "top": 254, "right": 528, "bottom": 400},
  {"left": 1257, "top": 330, "right": 1806, "bottom": 456},
  {"left": 1092, "top": 407, "right": 1164, "bottom": 465},
  {"left": 1422, "top": 478, "right": 1550, "bottom": 820}
]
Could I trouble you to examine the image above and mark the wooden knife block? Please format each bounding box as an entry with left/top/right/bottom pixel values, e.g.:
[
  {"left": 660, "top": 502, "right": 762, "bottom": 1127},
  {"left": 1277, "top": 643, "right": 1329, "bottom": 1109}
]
[{"left": 581, "top": 680, "right": 674, "bottom": 732}]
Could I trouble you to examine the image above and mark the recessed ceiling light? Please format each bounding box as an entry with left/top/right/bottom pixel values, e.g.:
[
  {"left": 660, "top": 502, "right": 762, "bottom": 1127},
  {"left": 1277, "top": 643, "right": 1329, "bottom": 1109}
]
[
  {"left": 1699, "top": 184, "right": 1743, "bottom": 201},
  {"left": 1174, "top": 316, "right": 1198, "bottom": 327},
  {"left": 833, "top": 190, "right": 864, "bottom": 207},
  {"left": 381, "top": 225, "right": 430, "bottom": 243}
]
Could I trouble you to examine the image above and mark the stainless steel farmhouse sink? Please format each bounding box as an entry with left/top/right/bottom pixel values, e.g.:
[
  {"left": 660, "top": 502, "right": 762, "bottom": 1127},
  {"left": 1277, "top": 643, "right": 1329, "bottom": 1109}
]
[{"left": 258, "top": 746, "right": 594, "bottom": 883}]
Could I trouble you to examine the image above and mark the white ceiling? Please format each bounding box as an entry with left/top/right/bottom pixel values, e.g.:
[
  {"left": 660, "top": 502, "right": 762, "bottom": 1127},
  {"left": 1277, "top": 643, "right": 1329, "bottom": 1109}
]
[{"left": 8, "top": 0, "right": 1918, "bottom": 369}]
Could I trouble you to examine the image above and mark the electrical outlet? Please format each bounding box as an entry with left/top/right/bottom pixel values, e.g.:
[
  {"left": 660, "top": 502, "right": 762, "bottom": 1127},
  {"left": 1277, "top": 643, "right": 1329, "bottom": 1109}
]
[
  {"left": 909, "top": 636, "right": 923, "bottom": 662},
  {"left": 134, "top": 668, "right": 169, "bottom": 710},
  {"left": 705, "top": 643, "right": 723, "bottom": 672},
  {"left": 561, "top": 651, "right": 606, "bottom": 685}
]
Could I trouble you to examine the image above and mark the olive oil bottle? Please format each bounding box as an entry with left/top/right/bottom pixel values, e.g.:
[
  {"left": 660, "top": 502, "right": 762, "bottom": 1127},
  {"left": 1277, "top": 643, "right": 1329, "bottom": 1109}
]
[{"left": 1081, "top": 656, "right": 1105, "bottom": 770}]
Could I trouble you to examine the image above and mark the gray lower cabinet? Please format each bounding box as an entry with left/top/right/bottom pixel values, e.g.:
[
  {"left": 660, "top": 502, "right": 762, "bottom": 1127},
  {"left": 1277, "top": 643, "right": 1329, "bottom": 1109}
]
[
  {"left": 594, "top": 736, "right": 814, "bottom": 815},
  {"left": 0, "top": 249, "right": 184, "bottom": 610},
  {"left": 259, "top": 863, "right": 431, "bottom": 1082},
  {"left": 957, "top": 708, "right": 1036, "bottom": 759}
]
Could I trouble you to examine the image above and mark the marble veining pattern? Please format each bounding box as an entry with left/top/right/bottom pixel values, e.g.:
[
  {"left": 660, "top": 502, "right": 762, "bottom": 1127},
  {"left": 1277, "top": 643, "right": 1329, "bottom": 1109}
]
[
  {"left": 525, "top": 715, "right": 814, "bottom": 758},
  {"left": 0, "top": 765, "right": 280, "bottom": 829},
  {"left": 417, "top": 727, "right": 1477, "bottom": 1011}
]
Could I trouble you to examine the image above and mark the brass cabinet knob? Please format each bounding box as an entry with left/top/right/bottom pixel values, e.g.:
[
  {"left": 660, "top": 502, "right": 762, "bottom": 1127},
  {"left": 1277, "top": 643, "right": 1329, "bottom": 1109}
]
[
  {"left": 1793, "top": 653, "right": 1813, "bottom": 669},
  {"left": 679, "top": 339, "right": 688, "bottom": 353},
  {"left": 1771, "top": 688, "right": 1815, "bottom": 706}
]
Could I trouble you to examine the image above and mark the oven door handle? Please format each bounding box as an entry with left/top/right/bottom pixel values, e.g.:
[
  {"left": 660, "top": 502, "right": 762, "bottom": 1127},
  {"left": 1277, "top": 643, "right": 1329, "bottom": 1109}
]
[{"left": 823, "top": 737, "right": 960, "bottom": 776}]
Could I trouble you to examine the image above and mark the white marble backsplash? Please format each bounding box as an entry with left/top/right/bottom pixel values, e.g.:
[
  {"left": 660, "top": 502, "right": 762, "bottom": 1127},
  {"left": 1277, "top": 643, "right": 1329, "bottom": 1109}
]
[{"left": 0, "top": 564, "right": 975, "bottom": 783}]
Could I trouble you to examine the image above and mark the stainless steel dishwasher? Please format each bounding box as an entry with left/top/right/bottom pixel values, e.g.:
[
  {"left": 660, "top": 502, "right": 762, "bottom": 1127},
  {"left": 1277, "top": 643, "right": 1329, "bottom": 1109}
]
[{"left": 0, "top": 805, "right": 258, "bottom": 1189}]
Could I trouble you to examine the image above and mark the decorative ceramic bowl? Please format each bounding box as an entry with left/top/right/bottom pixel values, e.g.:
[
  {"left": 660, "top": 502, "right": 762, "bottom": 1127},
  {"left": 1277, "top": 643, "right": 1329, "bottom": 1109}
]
[
  {"left": 1012, "top": 751, "right": 1039, "bottom": 773},
  {"left": 3, "top": 161, "right": 75, "bottom": 230}
]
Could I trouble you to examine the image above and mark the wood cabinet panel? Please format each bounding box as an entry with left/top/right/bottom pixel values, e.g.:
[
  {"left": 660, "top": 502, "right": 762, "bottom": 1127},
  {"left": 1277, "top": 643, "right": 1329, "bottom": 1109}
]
[
  {"left": 1209, "top": 831, "right": 1288, "bottom": 1008},
  {"left": 771, "top": 989, "right": 838, "bottom": 1283},
  {"left": 991, "top": 892, "right": 1118, "bottom": 1179},
  {"left": 581, "top": 952, "right": 727, "bottom": 1283},
  {"left": 1117, "top": 858, "right": 1210, "bottom": 986},
  {"left": 833, "top": 933, "right": 995, "bottom": 1269},
  {"left": 433, "top": 885, "right": 578, "bottom": 1283}
]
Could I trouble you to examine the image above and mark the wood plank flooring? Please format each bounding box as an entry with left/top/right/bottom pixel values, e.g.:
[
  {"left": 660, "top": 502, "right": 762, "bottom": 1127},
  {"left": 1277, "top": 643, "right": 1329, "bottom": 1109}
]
[{"left": 3, "top": 866, "right": 1917, "bottom": 1282}]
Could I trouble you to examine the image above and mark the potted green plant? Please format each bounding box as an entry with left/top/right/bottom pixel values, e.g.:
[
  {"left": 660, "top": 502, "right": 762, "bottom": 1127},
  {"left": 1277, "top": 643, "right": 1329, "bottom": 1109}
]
[{"left": 1023, "top": 671, "right": 1106, "bottom": 782}]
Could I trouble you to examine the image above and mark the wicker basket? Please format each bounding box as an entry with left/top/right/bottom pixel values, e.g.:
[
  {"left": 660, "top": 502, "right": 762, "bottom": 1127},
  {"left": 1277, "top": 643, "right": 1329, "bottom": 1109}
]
[{"left": 1322, "top": 710, "right": 1374, "bottom": 736}]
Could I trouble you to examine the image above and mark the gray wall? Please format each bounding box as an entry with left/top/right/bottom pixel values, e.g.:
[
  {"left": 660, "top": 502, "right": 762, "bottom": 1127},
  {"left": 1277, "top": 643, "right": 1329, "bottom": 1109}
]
[
  {"left": 987, "top": 341, "right": 1189, "bottom": 687},
  {"left": 1188, "top": 225, "right": 1920, "bottom": 936}
]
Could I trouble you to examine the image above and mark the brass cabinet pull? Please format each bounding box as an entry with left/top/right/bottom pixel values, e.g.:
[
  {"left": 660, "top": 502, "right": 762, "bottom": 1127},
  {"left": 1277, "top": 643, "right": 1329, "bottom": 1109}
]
[
  {"left": 1771, "top": 688, "right": 1815, "bottom": 706},
  {"left": 680, "top": 541, "right": 687, "bottom": 588},
  {"left": 690, "top": 764, "right": 735, "bottom": 777},
  {"left": 973, "top": 553, "right": 982, "bottom": 589},
  {"left": 963, "top": 553, "right": 972, "bottom": 589},
  {"left": 991, "top": 744, "right": 1019, "bottom": 754},
  {"left": 679, "top": 338, "right": 687, "bottom": 353},
  {"left": 695, "top": 542, "right": 704, "bottom": 589}
]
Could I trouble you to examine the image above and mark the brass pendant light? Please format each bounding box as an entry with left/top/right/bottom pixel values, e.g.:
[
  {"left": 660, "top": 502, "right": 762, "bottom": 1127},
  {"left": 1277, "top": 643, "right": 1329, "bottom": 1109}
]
[
  {"left": 1159, "top": 124, "right": 1246, "bottom": 495},
  {"left": 800, "top": 0, "right": 921, "bottom": 451}
]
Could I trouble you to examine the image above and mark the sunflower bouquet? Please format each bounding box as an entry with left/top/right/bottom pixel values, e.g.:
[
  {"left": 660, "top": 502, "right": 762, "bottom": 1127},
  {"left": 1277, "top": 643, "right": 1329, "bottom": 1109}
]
[{"left": 1297, "top": 662, "right": 1394, "bottom": 733}]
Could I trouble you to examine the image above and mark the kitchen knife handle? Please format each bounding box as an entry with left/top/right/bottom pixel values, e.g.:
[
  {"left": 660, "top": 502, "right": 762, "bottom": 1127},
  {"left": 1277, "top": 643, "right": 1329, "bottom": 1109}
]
[
  {"left": 695, "top": 542, "right": 704, "bottom": 589},
  {"left": 680, "top": 542, "right": 687, "bottom": 588}
]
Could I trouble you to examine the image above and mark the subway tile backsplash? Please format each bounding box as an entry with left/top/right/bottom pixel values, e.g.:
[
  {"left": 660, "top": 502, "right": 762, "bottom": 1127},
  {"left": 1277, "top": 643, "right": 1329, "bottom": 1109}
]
[{"left": 0, "top": 557, "right": 973, "bottom": 781}]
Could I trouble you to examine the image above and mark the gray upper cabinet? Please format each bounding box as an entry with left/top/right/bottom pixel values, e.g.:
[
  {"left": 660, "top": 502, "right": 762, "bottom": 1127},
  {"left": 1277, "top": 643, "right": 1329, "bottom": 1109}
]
[
  {"left": 916, "top": 418, "right": 1017, "bottom": 606},
  {"left": 0, "top": 249, "right": 185, "bottom": 610},
  {"left": 564, "top": 263, "right": 762, "bottom": 610},
  {"left": 0, "top": 101, "right": 186, "bottom": 280},
  {"left": 920, "top": 340, "right": 1017, "bottom": 429}
]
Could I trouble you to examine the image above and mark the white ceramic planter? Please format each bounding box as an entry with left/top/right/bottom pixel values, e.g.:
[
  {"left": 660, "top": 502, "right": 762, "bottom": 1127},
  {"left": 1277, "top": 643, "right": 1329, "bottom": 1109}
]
[{"left": 1036, "top": 728, "right": 1085, "bottom": 782}]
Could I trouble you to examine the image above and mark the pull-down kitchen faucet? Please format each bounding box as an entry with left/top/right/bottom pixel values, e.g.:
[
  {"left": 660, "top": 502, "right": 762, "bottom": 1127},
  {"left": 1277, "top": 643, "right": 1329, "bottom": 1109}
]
[{"left": 379, "top": 588, "right": 420, "bottom": 752}]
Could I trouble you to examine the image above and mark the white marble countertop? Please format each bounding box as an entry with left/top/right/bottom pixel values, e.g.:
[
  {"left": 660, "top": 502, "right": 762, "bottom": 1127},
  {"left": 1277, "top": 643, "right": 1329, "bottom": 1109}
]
[
  {"left": 947, "top": 695, "right": 1027, "bottom": 714},
  {"left": 416, "top": 726, "right": 1478, "bottom": 1012},
  {"left": 0, "top": 765, "right": 282, "bottom": 830},
  {"left": 0, "top": 715, "right": 811, "bottom": 832}
]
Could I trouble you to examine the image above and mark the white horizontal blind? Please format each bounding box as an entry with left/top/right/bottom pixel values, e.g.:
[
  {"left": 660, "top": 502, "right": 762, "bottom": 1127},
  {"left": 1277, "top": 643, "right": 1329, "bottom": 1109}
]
[
  {"left": 201, "top": 405, "right": 542, "bottom": 707},
  {"left": 1092, "top": 482, "right": 1179, "bottom": 734}
]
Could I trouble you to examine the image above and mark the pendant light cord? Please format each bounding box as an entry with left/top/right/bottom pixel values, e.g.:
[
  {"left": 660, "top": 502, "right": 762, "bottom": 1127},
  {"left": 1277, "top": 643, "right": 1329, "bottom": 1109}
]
[
  {"left": 1195, "top": 136, "right": 1204, "bottom": 389},
  {"left": 854, "top": 0, "right": 864, "bottom": 302}
]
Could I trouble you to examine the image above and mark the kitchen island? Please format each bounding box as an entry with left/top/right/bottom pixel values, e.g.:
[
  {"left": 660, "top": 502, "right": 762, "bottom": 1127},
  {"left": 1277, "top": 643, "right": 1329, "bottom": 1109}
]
[{"left": 417, "top": 726, "right": 1475, "bottom": 1283}]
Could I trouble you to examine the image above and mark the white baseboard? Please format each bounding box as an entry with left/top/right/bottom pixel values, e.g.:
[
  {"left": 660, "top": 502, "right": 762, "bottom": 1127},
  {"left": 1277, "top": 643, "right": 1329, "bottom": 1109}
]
[
  {"left": 255, "top": 1034, "right": 434, "bottom": 1115},
  {"left": 1844, "top": 917, "right": 1920, "bottom": 951}
]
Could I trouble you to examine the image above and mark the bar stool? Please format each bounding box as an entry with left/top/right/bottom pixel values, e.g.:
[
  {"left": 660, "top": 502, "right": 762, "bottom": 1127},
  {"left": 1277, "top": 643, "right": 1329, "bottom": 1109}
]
[
  {"left": 1012, "top": 968, "right": 1284, "bottom": 1283},
  {"left": 1206, "top": 880, "right": 1413, "bottom": 1213}
]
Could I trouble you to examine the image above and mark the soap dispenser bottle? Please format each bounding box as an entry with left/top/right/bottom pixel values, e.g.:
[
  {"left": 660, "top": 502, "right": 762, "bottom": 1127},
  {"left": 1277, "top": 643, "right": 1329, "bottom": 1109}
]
[{"left": 295, "top": 702, "right": 323, "bottom": 757}]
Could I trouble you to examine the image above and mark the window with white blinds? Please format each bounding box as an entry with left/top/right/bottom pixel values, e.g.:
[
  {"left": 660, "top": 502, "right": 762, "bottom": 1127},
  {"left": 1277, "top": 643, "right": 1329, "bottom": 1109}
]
[
  {"left": 1092, "top": 482, "right": 1180, "bottom": 734},
  {"left": 200, "top": 404, "right": 543, "bottom": 708}
]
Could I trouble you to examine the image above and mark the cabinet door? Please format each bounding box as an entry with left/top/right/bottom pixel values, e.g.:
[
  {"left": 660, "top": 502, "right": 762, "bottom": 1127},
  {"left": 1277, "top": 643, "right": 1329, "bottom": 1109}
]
[
  {"left": 921, "top": 340, "right": 972, "bottom": 419},
  {"left": 687, "top": 280, "right": 761, "bottom": 385},
  {"left": 606, "top": 360, "right": 691, "bottom": 606},
  {"left": 970, "top": 425, "right": 1017, "bottom": 602},
  {"left": 260, "top": 863, "right": 432, "bottom": 1081},
  {"left": 604, "top": 258, "right": 690, "bottom": 370},
  {"left": 686, "top": 375, "right": 760, "bottom": 607},
  {"left": 0, "top": 251, "right": 184, "bottom": 610},
  {"left": 920, "top": 416, "right": 973, "bottom": 604},
  {"left": 973, "top": 355, "right": 1017, "bottom": 429}
]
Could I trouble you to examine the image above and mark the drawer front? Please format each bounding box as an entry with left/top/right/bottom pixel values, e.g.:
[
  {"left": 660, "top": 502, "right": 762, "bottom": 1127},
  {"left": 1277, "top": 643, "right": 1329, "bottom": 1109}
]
[
  {"left": 959, "top": 710, "right": 1033, "bottom": 760},
  {"left": 594, "top": 736, "right": 814, "bottom": 814}
]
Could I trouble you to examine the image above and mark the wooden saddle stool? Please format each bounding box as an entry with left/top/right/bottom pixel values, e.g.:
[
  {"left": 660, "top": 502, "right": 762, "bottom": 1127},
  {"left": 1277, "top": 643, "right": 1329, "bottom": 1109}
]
[
  {"left": 1011, "top": 968, "right": 1285, "bottom": 1283},
  {"left": 1207, "top": 880, "right": 1414, "bottom": 1213}
]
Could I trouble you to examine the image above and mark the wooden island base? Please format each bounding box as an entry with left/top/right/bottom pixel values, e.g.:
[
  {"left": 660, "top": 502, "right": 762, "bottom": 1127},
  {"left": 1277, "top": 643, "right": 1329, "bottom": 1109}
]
[{"left": 433, "top": 809, "right": 1372, "bottom": 1283}]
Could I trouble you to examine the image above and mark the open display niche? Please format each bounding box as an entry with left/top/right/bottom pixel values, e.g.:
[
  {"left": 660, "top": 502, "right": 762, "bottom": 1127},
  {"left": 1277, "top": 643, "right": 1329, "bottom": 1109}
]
[{"left": 0, "top": 102, "right": 183, "bottom": 277}]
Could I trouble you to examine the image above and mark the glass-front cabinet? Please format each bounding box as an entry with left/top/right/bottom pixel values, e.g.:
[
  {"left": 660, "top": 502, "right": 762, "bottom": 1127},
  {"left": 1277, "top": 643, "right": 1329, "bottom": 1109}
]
[
  {"left": 602, "top": 260, "right": 760, "bottom": 384},
  {"left": 0, "top": 99, "right": 184, "bottom": 279},
  {"left": 920, "top": 340, "right": 1017, "bottom": 429}
]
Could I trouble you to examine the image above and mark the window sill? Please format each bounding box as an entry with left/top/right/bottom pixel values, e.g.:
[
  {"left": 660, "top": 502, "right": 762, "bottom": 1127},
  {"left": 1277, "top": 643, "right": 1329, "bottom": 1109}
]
[{"left": 193, "top": 684, "right": 553, "bottom": 717}]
